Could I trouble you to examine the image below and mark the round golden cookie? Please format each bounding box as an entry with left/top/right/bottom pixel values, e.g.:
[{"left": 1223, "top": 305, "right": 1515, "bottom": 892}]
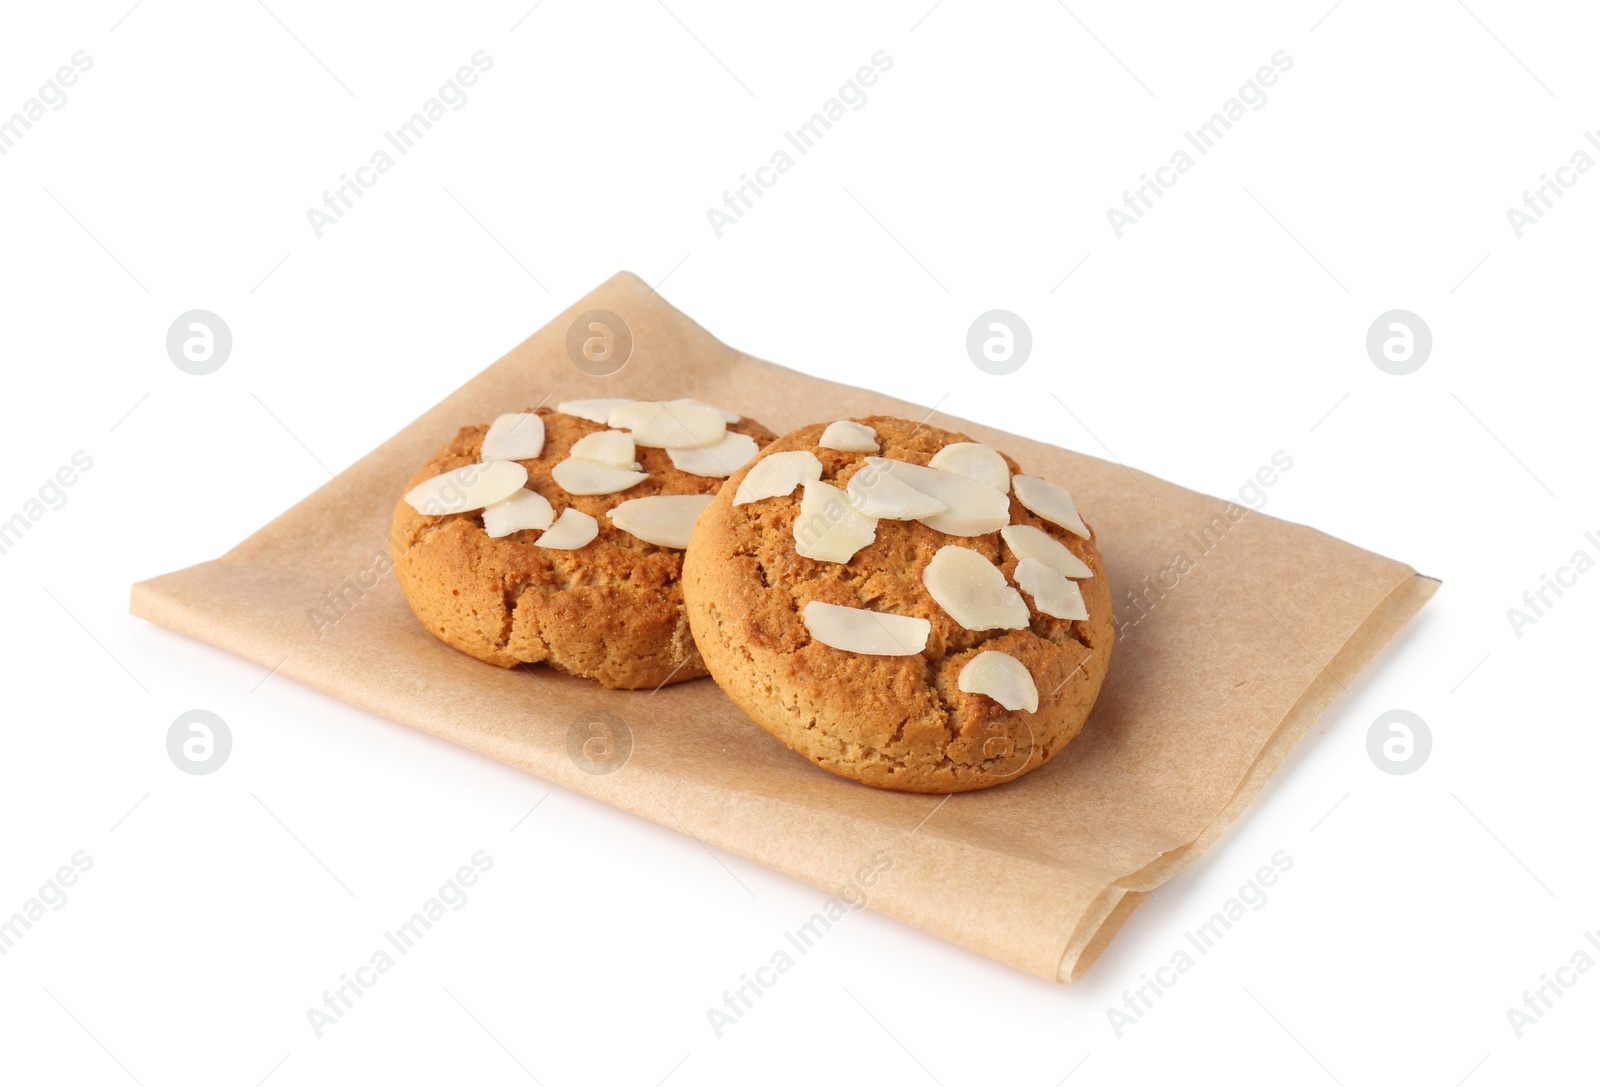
[
  {"left": 682, "top": 416, "right": 1114, "bottom": 792},
  {"left": 391, "top": 406, "right": 776, "bottom": 690}
]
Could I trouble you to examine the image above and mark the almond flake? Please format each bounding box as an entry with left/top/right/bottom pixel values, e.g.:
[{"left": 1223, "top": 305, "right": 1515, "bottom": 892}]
[
  {"left": 535, "top": 508, "right": 598, "bottom": 550},
  {"left": 1012, "top": 475, "right": 1089, "bottom": 538},
  {"left": 928, "top": 442, "right": 1010, "bottom": 492},
  {"left": 802, "top": 601, "right": 930, "bottom": 656},
  {"left": 482, "top": 489, "right": 555, "bottom": 537},
  {"left": 1013, "top": 557, "right": 1089, "bottom": 620},
  {"left": 794, "top": 481, "right": 877, "bottom": 563},
  {"left": 607, "top": 494, "right": 715, "bottom": 549},
  {"left": 870, "top": 458, "right": 1010, "bottom": 536},
  {"left": 682, "top": 399, "right": 741, "bottom": 423},
  {"left": 845, "top": 462, "right": 947, "bottom": 519},
  {"left": 480, "top": 413, "right": 545, "bottom": 461},
  {"left": 568, "top": 429, "right": 637, "bottom": 468},
  {"left": 405, "top": 460, "right": 528, "bottom": 516},
  {"left": 551, "top": 458, "right": 649, "bottom": 495},
  {"left": 958, "top": 651, "right": 1038, "bottom": 712},
  {"left": 817, "top": 420, "right": 879, "bottom": 453},
  {"left": 1000, "top": 524, "right": 1093, "bottom": 579},
  {"left": 922, "top": 545, "right": 1029, "bottom": 630},
  {"left": 557, "top": 398, "right": 636, "bottom": 424},
  {"left": 608, "top": 400, "right": 726, "bottom": 449},
  {"left": 733, "top": 450, "right": 823, "bottom": 505},
  {"left": 667, "top": 430, "right": 760, "bottom": 477}
]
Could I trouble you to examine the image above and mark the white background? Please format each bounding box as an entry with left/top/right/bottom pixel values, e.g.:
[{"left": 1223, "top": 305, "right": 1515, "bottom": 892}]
[{"left": 1, "top": 0, "right": 1596, "bottom": 1083}]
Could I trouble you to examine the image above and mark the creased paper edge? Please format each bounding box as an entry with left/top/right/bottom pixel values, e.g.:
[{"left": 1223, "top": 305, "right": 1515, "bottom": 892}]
[{"left": 1055, "top": 570, "right": 1440, "bottom": 982}]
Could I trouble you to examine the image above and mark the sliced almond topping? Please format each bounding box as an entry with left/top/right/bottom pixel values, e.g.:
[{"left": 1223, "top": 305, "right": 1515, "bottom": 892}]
[
  {"left": 557, "top": 398, "right": 636, "bottom": 424},
  {"left": 667, "top": 430, "right": 760, "bottom": 478},
  {"left": 870, "top": 458, "right": 1010, "bottom": 536},
  {"left": 1013, "top": 557, "right": 1089, "bottom": 620},
  {"left": 535, "top": 507, "right": 598, "bottom": 550},
  {"left": 608, "top": 399, "right": 727, "bottom": 449},
  {"left": 1012, "top": 475, "right": 1089, "bottom": 538},
  {"left": 404, "top": 460, "right": 528, "bottom": 516},
  {"left": 480, "top": 413, "right": 545, "bottom": 461},
  {"left": 551, "top": 457, "right": 648, "bottom": 495},
  {"left": 732, "top": 450, "right": 823, "bottom": 505},
  {"left": 817, "top": 420, "right": 879, "bottom": 453},
  {"left": 682, "top": 399, "right": 741, "bottom": 423},
  {"left": 802, "top": 600, "right": 930, "bottom": 656},
  {"left": 794, "top": 481, "right": 877, "bottom": 563},
  {"left": 958, "top": 651, "right": 1038, "bottom": 712},
  {"left": 568, "top": 429, "right": 637, "bottom": 468},
  {"left": 845, "top": 461, "right": 947, "bottom": 519},
  {"left": 1001, "top": 523, "right": 1093, "bottom": 579},
  {"left": 929, "top": 442, "right": 1010, "bottom": 492},
  {"left": 607, "top": 493, "right": 715, "bottom": 549},
  {"left": 482, "top": 489, "right": 555, "bottom": 538},
  {"left": 922, "top": 545, "right": 1029, "bottom": 630}
]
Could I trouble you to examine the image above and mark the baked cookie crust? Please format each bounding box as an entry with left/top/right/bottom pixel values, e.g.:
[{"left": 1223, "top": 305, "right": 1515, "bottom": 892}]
[
  {"left": 392, "top": 406, "right": 775, "bottom": 689},
  {"left": 683, "top": 416, "right": 1114, "bottom": 792}
]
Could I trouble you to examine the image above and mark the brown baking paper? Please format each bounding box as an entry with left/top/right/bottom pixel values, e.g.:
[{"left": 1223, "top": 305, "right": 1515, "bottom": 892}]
[{"left": 130, "top": 272, "right": 1437, "bottom": 982}]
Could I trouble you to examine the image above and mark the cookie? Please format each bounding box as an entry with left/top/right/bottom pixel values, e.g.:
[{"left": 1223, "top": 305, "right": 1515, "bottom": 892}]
[
  {"left": 682, "top": 416, "right": 1113, "bottom": 792},
  {"left": 391, "top": 402, "right": 775, "bottom": 689}
]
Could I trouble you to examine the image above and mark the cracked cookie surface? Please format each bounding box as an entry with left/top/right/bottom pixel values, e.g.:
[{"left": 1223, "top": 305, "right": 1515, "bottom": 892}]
[
  {"left": 391, "top": 406, "right": 776, "bottom": 689},
  {"left": 682, "top": 416, "right": 1114, "bottom": 792}
]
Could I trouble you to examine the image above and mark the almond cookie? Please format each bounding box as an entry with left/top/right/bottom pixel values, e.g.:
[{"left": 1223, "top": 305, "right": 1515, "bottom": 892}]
[
  {"left": 682, "top": 416, "right": 1113, "bottom": 791},
  {"left": 391, "top": 400, "right": 775, "bottom": 689}
]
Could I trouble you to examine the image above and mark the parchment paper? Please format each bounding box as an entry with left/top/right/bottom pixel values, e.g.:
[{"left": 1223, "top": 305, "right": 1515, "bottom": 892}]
[{"left": 130, "top": 272, "right": 1437, "bottom": 981}]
